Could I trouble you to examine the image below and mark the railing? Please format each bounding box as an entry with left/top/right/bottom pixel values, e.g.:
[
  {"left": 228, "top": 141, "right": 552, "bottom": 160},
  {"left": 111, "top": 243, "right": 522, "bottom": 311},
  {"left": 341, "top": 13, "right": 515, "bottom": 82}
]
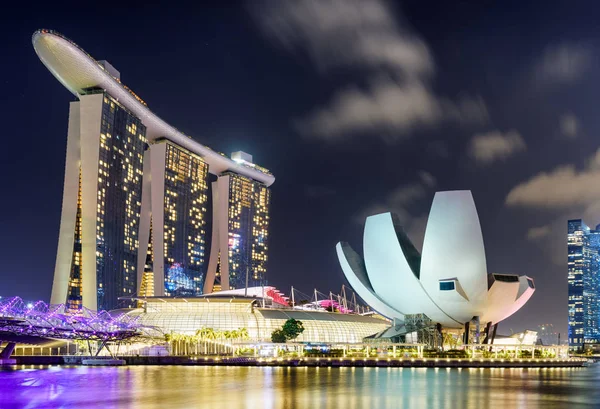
[{"left": 12, "top": 345, "right": 77, "bottom": 356}]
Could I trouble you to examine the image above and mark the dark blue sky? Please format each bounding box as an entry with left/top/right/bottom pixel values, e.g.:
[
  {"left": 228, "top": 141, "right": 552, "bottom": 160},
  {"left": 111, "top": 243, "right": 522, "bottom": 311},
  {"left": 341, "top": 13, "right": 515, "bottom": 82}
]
[{"left": 2, "top": 0, "right": 599, "bottom": 336}]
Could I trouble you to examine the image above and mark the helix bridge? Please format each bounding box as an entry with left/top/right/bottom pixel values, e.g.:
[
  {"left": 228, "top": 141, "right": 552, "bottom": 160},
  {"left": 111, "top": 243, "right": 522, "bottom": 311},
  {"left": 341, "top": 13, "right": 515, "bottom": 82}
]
[{"left": 0, "top": 297, "right": 161, "bottom": 360}]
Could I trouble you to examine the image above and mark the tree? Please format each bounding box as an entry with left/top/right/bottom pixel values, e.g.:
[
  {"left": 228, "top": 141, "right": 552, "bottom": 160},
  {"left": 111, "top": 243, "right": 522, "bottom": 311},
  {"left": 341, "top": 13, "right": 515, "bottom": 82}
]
[
  {"left": 271, "top": 319, "right": 305, "bottom": 343},
  {"left": 282, "top": 319, "right": 305, "bottom": 341},
  {"left": 238, "top": 327, "right": 249, "bottom": 340},
  {"left": 271, "top": 329, "right": 287, "bottom": 343}
]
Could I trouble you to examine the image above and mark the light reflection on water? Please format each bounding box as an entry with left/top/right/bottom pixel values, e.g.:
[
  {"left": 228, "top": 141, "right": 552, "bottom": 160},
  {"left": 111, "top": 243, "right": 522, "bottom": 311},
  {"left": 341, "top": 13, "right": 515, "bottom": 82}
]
[{"left": 0, "top": 365, "right": 599, "bottom": 409}]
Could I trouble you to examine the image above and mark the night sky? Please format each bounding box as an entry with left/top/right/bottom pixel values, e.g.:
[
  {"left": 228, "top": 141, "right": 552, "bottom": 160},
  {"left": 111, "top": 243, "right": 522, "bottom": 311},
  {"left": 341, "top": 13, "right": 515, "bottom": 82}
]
[{"left": 2, "top": 0, "right": 598, "bottom": 337}]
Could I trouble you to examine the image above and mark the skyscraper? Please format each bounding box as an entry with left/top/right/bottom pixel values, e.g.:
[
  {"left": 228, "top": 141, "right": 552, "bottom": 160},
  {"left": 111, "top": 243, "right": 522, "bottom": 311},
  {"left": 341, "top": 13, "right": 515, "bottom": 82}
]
[
  {"left": 568, "top": 219, "right": 600, "bottom": 350},
  {"left": 137, "top": 140, "right": 210, "bottom": 297},
  {"left": 33, "top": 29, "right": 274, "bottom": 311},
  {"left": 51, "top": 91, "right": 146, "bottom": 312},
  {"left": 205, "top": 155, "right": 271, "bottom": 293}
]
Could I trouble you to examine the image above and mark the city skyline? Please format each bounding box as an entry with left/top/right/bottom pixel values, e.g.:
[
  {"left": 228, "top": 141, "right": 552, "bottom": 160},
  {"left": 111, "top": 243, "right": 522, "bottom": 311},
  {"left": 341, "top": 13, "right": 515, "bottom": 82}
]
[{"left": 3, "top": 1, "right": 600, "bottom": 335}]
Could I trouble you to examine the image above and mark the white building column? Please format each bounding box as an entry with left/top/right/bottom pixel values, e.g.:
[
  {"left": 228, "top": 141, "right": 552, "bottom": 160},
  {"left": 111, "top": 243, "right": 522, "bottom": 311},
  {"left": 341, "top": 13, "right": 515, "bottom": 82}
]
[
  {"left": 78, "top": 94, "right": 104, "bottom": 311},
  {"left": 51, "top": 101, "right": 81, "bottom": 306},
  {"left": 204, "top": 175, "right": 230, "bottom": 293}
]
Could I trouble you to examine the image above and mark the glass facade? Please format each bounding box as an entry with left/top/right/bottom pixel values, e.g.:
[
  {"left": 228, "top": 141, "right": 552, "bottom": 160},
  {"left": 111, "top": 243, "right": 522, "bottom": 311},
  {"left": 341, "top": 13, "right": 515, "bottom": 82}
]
[
  {"left": 568, "top": 219, "right": 600, "bottom": 349},
  {"left": 139, "top": 221, "right": 154, "bottom": 298},
  {"left": 584, "top": 229, "right": 600, "bottom": 341},
  {"left": 220, "top": 173, "right": 270, "bottom": 289},
  {"left": 162, "top": 142, "right": 209, "bottom": 296},
  {"left": 129, "top": 298, "right": 390, "bottom": 343},
  {"left": 95, "top": 93, "right": 147, "bottom": 310},
  {"left": 66, "top": 171, "right": 83, "bottom": 311}
]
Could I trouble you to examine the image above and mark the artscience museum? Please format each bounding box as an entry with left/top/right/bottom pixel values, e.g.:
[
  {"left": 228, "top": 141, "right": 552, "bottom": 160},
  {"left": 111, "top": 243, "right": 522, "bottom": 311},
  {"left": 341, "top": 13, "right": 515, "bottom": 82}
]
[{"left": 337, "top": 190, "right": 535, "bottom": 343}]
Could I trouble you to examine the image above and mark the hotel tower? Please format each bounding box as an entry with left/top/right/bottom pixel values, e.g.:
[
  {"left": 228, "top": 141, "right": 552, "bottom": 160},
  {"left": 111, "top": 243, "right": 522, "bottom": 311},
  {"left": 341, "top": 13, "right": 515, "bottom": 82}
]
[
  {"left": 33, "top": 30, "right": 275, "bottom": 311},
  {"left": 205, "top": 152, "right": 271, "bottom": 293}
]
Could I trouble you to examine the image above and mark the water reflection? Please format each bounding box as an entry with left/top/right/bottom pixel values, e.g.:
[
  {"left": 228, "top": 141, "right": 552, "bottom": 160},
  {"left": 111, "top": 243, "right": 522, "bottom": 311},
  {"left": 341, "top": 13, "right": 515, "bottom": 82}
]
[{"left": 0, "top": 365, "right": 598, "bottom": 409}]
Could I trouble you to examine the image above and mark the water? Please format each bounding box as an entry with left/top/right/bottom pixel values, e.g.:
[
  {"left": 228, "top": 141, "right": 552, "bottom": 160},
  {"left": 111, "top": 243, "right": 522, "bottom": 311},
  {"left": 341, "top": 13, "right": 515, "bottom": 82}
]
[{"left": 1, "top": 365, "right": 599, "bottom": 408}]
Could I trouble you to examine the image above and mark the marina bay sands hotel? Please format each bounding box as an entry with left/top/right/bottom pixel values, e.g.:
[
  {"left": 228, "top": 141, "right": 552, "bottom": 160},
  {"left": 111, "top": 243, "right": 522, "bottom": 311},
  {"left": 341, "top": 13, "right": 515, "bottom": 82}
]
[{"left": 33, "top": 30, "right": 275, "bottom": 312}]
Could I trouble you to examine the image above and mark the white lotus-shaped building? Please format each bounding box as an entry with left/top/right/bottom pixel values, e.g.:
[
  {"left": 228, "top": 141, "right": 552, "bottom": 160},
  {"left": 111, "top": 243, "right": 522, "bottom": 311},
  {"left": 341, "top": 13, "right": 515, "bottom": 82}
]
[{"left": 336, "top": 190, "right": 535, "bottom": 330}]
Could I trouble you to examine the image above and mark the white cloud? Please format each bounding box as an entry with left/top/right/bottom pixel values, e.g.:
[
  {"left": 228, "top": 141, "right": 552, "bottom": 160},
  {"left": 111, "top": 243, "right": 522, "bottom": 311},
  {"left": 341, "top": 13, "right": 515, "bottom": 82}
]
[
  {"left": 535, "top": 43, "right": 593, "bottom": 84},
  {"left": 468, "top": 130, "right": 526, "bottom": 164},
  {"left": 255, "top": 0, "right": 488, "bottom": 140},
  {"left": 445, "top": 95, "right": 489, "bottom": 125},
  {"left": 255, "top": 0, "right": 433, "bottom": 77},
  {"left": 296, "top": 80, "right": 441, "bottom": 138},
  {"left": 297, "top": 78, "right": 488, "bottom": 139},
  {"left": 356, "top": 182, "right": 425, "bottom": 222},
  {"left": 419, "top": 171, "right": 436, "bottom": 188},
  {"left": 388, "top": 184, "right": 427, "bottom": 208},
  {"left": 560, "top": 113, "right": 579, "bottom": 138},
  {"left": 527, "top": 225, "right": 551, "bottom": 240},
  {"left": 506, "top": 148, "right": 600, "bottom": 209}
]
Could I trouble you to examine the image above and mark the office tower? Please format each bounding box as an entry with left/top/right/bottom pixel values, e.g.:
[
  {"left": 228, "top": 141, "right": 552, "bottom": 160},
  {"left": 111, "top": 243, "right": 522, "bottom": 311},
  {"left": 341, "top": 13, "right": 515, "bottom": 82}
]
[
  {"left": 568, "top": 219, "right": 600, "bottom": 350},
  {"left": 137, "top": 141, "right": 209, "bottom": 296},
  {"left": 584, "top": 228, "right": 600, "bottom": 341},
  {"left": 52, "top": 92, "right": 146, "bottom": 311},
  {"left": 34, "top": 29, "right": 275, "bottom": 311},
  {"left": 205, "top": 152, "right": 271, "bottom": 293}
]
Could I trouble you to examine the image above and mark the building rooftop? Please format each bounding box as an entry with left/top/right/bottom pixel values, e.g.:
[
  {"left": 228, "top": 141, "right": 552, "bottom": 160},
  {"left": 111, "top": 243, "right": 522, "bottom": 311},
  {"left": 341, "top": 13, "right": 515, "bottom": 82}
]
[{"left": 32, "top": 29, "right": 274, "bottom": 186}]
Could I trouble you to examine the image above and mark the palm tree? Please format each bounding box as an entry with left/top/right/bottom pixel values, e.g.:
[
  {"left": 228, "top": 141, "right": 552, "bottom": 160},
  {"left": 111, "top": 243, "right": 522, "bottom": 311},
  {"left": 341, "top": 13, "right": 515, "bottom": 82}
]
[
  {"left": 238, "top": 327, "right": 249, "bottom": 340},
  {"left": 196, "top": 327, "right": 212, "bottom": 340},
  {"left": 206, "top": 328, "right": 218, "bottom": 354},
  {"left": 165, "top": 332, "right": 176, "bottom": 355},
  {"left": 183, "top": 334, "right": 193, "bottom": 355},
  {"left": 230, "top": 329, "right": 240, "bottom": 341},
  {"left": 205, "top": 328, "right": 217, "bottom": 340}
]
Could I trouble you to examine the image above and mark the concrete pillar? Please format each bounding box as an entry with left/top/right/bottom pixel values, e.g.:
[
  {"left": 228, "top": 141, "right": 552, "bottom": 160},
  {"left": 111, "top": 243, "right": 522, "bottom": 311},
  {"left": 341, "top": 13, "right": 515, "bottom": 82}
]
[
  {"left": 0, "top": 342, "right": 16, "bottom": 359},
  {"left": 463, "top": 322, "right": 470, "bottom": 345},
  {"left": 393, "top": 345, "right": 397, "bottom": 358},
  {"left": 473, "top": 316, "right": 481, "bottom": 344},
  {"left": 482, "top": 322, "right": 492, "bottom": 344}
]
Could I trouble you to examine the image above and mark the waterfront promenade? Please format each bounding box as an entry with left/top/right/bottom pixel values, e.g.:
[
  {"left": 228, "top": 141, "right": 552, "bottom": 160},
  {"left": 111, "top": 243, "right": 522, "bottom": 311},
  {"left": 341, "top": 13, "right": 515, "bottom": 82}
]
[{"left": 11, "top": 355, "right": 587, "bottom": 368}]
